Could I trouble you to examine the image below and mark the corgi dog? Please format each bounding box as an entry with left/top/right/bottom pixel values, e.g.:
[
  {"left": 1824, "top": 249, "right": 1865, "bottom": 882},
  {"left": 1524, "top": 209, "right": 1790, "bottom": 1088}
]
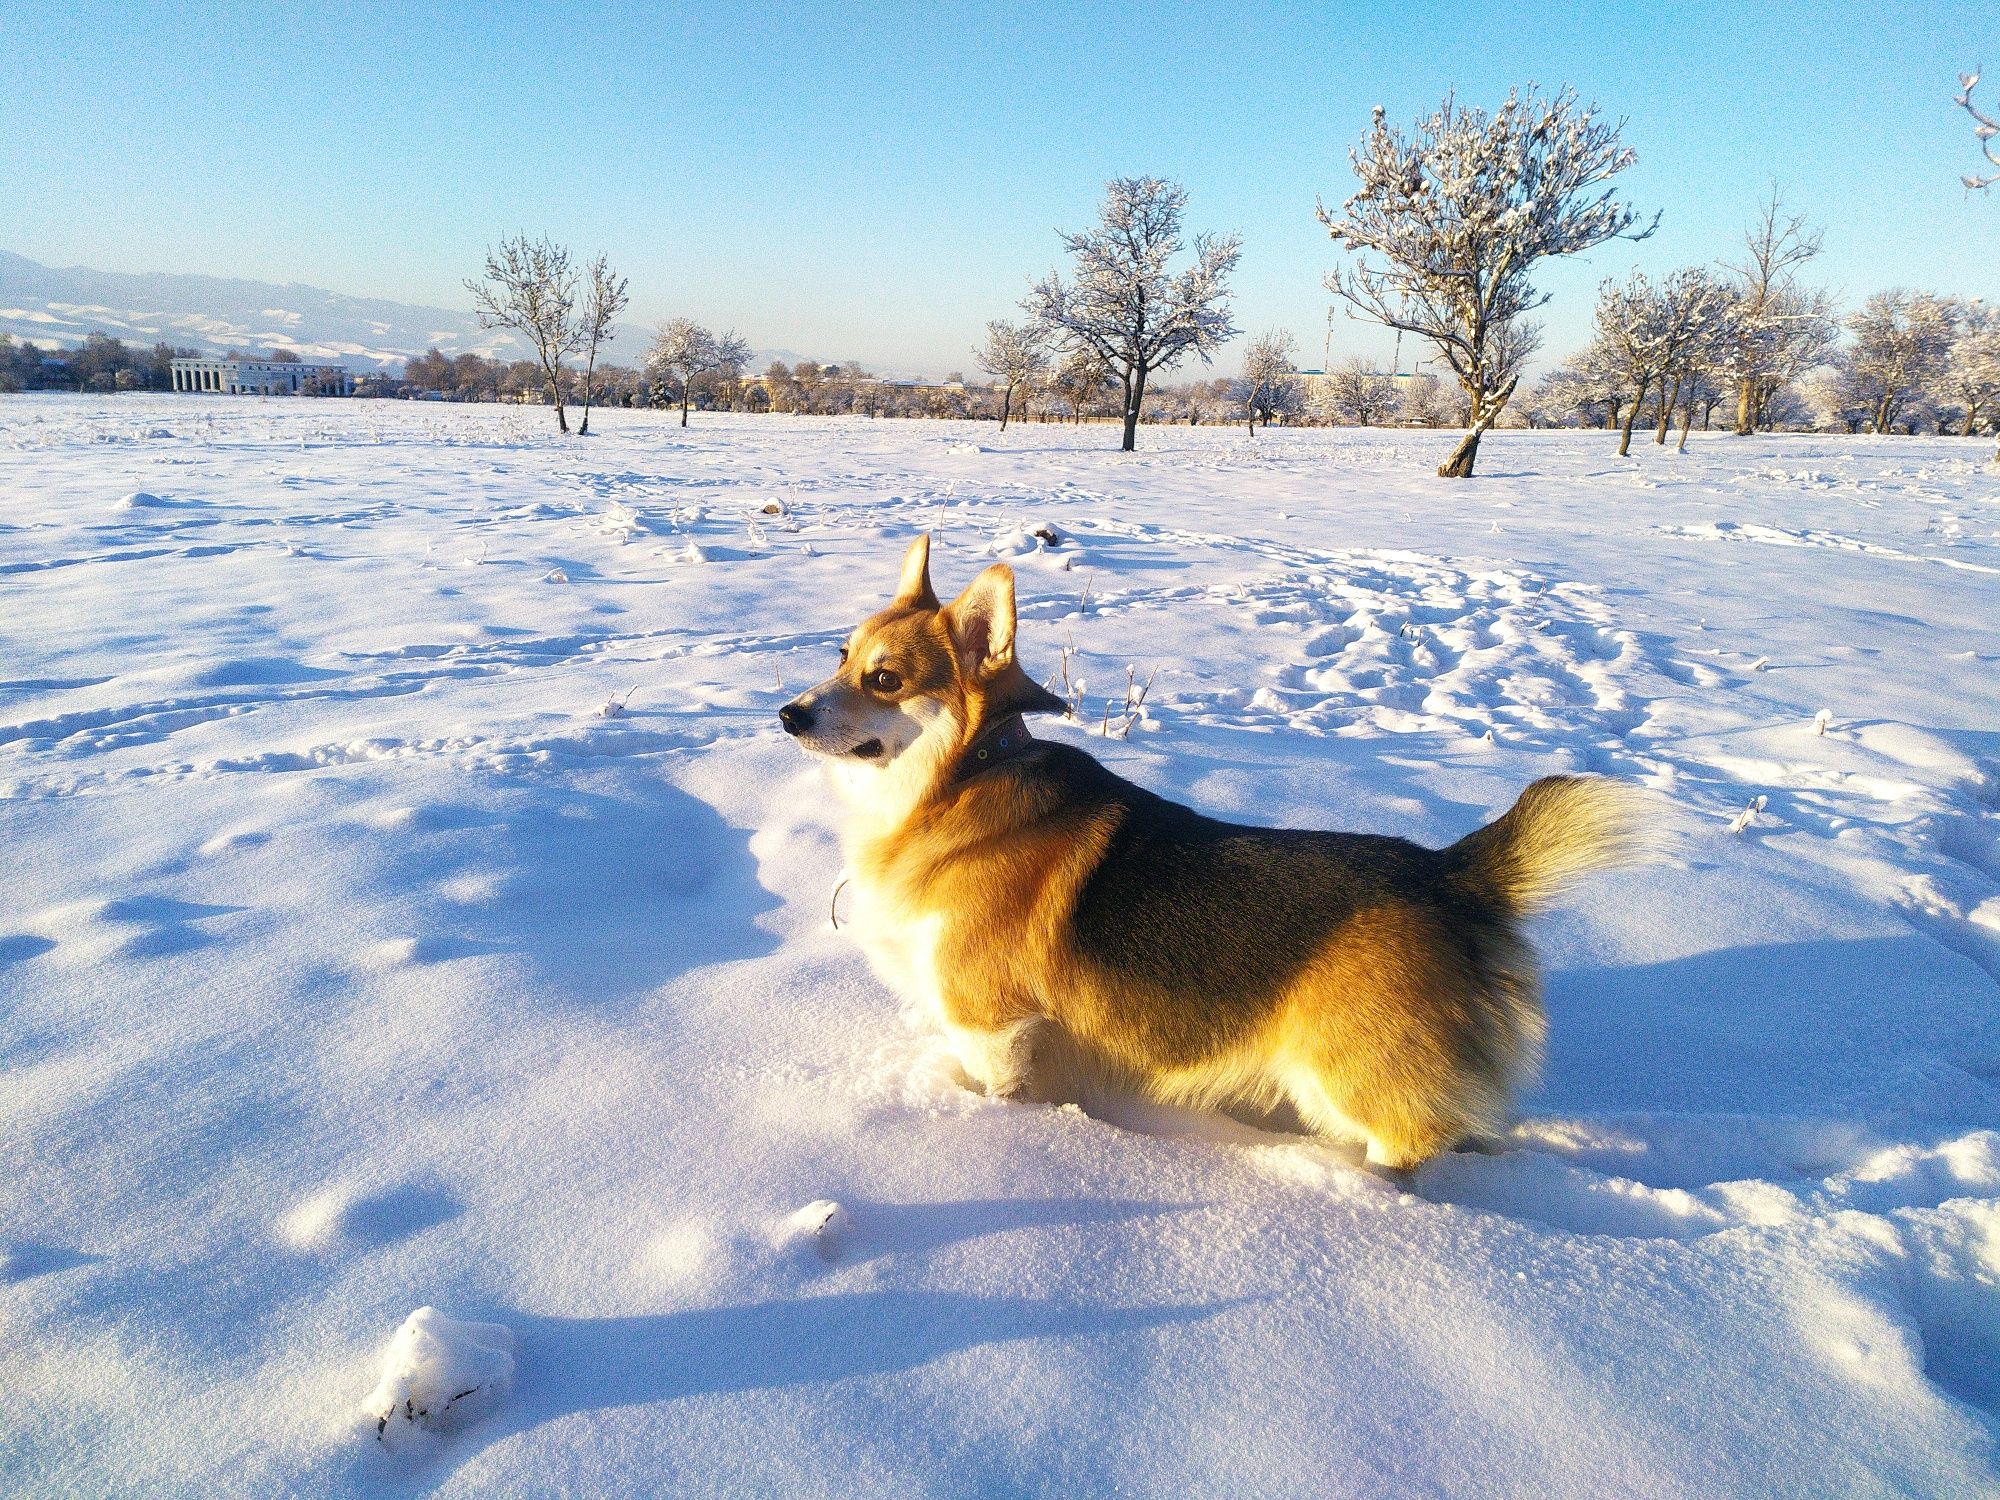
[{"left": 780, "top": 535, "right": 1649, "bottom": 1171}]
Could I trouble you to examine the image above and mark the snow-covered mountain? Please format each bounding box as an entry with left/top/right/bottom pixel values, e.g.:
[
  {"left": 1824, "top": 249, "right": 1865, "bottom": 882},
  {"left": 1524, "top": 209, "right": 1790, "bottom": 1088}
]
[{"left": 0, "top": 250, "right": 655, "bottom": 370}]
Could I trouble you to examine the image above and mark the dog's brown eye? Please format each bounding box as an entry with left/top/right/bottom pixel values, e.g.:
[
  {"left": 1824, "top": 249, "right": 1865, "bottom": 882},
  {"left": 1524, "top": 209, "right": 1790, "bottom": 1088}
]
[
  {"left": 838, "top": 647, "right": 849, "bottom": 665},
  {"left": 868, "top": 669, "right": 902, "bottom": 694}
]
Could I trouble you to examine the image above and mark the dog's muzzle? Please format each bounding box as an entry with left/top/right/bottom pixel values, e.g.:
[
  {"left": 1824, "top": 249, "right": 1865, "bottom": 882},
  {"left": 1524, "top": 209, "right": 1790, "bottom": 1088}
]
[{"left": 778, "top": 700, "right": 814, "bottom": 736}]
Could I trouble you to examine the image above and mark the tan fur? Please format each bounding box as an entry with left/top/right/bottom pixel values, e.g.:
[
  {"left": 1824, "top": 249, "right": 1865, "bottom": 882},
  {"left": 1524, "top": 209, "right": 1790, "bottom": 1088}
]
[
  {"left": 1446, "top": 775, "right": 1658, "bottom": 914},
  {"left": 788, "top": 536, "right": 1648, "bottom": 1172}
]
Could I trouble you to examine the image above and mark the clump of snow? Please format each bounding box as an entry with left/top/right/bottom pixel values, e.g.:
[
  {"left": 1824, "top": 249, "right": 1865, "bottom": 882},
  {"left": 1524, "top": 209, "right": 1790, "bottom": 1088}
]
[
  {"left": 365, "top": 1307, "right": 515, "bottom": 1450},
  {"left": 773, "top": 1199, "right": 849, "bottom": 1263},
  {"left": 1729, "top": 794, "right": 1769, "bottom": 834}
]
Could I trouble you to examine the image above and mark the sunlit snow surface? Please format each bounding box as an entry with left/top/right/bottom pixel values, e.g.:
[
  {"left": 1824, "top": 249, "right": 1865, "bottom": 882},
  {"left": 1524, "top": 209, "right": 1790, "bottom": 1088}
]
[{"left": 3, "top": 398, "right": 1998, "bottom": 1497}]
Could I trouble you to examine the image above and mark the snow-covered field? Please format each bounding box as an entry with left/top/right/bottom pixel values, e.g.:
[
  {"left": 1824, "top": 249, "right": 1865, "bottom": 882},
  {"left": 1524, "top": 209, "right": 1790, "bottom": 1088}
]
[{"left": 3, "top": 396, "right": 1998, "bottom": 1497}]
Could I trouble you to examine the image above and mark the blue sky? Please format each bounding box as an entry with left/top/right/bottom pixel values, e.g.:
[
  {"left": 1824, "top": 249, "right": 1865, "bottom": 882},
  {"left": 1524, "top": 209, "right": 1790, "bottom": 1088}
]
[{"left": 1, "top": 1, "right": 1993, "bottom": 375}]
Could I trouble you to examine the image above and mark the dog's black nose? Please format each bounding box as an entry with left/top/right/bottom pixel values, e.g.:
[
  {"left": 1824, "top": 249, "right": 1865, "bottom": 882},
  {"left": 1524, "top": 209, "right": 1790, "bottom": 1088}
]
[{"left": 779, "top": 701, "right": 813, "bottom": 736}]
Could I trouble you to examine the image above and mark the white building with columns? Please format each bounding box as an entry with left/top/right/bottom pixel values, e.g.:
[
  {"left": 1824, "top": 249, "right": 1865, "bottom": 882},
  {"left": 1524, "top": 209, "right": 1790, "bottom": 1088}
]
[{"left": 170, "top": 356, "right": 353, "bottom": 396}]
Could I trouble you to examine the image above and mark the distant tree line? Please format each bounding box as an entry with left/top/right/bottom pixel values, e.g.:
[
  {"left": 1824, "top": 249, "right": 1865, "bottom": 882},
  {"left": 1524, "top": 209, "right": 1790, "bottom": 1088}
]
[
  {"left": 12, "top": 98, "right": 1992, "bottom": 469},
  {"left": 0, "top": 332, "right": 198, "bottom": 392},
  {"left": 1516, "top": 189, "right": 2000, "bottom": 459}
]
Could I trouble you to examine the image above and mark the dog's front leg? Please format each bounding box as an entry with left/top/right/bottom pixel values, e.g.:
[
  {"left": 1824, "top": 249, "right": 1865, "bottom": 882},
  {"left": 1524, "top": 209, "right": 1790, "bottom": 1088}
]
[{"left": 943, "top": 1016, "right": 1040, "bottom": 1099}]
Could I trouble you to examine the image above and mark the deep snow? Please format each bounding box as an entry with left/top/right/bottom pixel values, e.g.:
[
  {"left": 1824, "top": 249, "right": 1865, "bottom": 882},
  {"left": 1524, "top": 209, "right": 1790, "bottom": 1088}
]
[{"left": 2, "top": 397, "right": 1998, "bottom": 1497}]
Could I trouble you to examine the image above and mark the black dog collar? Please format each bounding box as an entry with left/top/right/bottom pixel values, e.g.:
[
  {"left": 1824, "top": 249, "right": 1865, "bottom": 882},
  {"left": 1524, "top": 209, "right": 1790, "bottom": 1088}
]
[{"left": 952, "top": 713, "right": 1034, "bottom": 785}]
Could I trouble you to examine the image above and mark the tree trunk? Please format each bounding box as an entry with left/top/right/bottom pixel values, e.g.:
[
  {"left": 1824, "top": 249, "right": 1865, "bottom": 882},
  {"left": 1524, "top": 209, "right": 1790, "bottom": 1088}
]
[
  {"left": 1438, "top": 408, "right": 1492, "bottom": 477},
  {"left": 1655, "top": 375, "right": 1681, "bottom": 445},
  {"left": 1121, "top": 367, "right": 1145, "bottom": 452},
  {"left": 1733, "top": 378, "right": 1755, "bottom": 436},
  {"left": 680, "top": 386, "right": 690, "bottom": 427},
  {"left": 999, "top": 382, "right": 1013, "bottom": 431},
  {"left": 1606, "top": 397, "right": 1623, "bottom": 432},
  {"left": 547, "top": 366, "right": 569, "bottom": 433},
  {"left": 1617, "top": 390, "right": 1641, "bottom": 457},
  {"left": 1874, "top": 395, "right": 1894, "bottom": 434},
  {"left": 579, "top": 350, "right": 597, "bottom": 435},
  {"left": 1962, "top": 408, "right": 1977, "bottom": 437},
  {"left": 1438, "top": 422, "right": 1485, "bottom": 477},
  {"left": 1678, "top": 399, "right": 1694, "bottom": 453}
]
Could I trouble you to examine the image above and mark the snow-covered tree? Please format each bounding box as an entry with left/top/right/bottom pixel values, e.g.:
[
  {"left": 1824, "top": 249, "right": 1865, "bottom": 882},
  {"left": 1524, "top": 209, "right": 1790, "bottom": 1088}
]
[
  {"left": 974, "top": 320, "right": 1047, "bottom": 431},
  {"left": 1318, "top": 85, "right": 1654, "bottom": 477},
  {"left": 1941, "top": 301, "right": 2000, "bottom": 443},
  {"left": 1717, "top": 190, "right": 1838, "bottom": 434},
  {"left": 1048, "top": 346, "right": 1117, "bottom": 424},
  {"left": 1671, "top": 365, "right": 1727, "bottom": 449},
  {"left": 647, "top": 320, "right": 751, "bottom": 427},
  {"left": 1591, "top": 279, "right": 1662, "bottom": 456},
  {"left": 1652, "top": 270, "right": 1734, "bottom": 445},
  {"left": 1151, "top": 377, "right": 1231, "bottom": 426},
  {"left": 575, "top": 254, "right": 629, "bottom": 437},
  {"left": 1237, "top": 330, "right": 1299, "bottom": 434},
  {"left": 1847, "top": 290, "right": 1957, "bottom": 433},
  {"left": 1328, "top": 358, "right": 1399, "bottom": 426},
  {"left": 1518, "top": 370, "right": 1577, "bottom": 428},
  {"left": 1592, "top": 268, "right": 1732, "bottom": 454},
  {"left": 1528, "top": 350, "right": 1622, "bottom": 429},
  {"left": 1958, "top": 70, "right": 2000, "bottom": 189},
  {"left": 1396, "top": 371, "right": 1452, "bottom": 427},
  {"left": 467, "top": 235, "right": 584, "bottom": 432},
  {"left": 1025, "top": 177, "right": 1242, "bottom": 451},
  {"left": 1802, "top": 362, "right": 1871, "bottom": 433}
]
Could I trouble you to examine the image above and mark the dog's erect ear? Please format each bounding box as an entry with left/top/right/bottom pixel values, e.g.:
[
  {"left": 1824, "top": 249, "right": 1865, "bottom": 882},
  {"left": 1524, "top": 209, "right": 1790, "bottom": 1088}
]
[
  {"left": 893, "top": 533, "right": 938, "bottom": 609},
  {"left": 943, "top": 564, "right": 1017, "bottom": 681}
]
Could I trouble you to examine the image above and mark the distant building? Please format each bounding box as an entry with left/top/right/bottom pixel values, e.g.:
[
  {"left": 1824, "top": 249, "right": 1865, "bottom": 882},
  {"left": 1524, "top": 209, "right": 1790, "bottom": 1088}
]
[
  {"left": 170, "top": 356, "right": 353, "bottom": 396},
  {"left": 1290, "top": 366, "right": 1427, "bottom": 401}
]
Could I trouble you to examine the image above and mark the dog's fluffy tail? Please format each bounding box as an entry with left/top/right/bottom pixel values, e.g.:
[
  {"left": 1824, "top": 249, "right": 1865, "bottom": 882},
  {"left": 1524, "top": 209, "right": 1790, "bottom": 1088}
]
[{"left": 1445, "top": 775, "right": 1655, "bottom": 915}]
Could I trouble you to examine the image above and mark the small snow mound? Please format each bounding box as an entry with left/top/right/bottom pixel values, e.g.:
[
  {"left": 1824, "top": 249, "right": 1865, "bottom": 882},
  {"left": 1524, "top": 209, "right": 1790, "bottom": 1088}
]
[
  {"left": 366, "top": 1307, "right": 514, "bottom": 1450},
  {"left": 986, "top": 525, "right": 1060, "bottom": 559},
  {"left": 676, "top": 540, "right": 708, "bottom": 565},
  {"left": 116, "top": 491, "right": 169, "bottom": 509},
  {"left": 774, "top": 1199, "right": 849, "bottom": 1262},
  {"left": 945, "top": 440, "right": 983, "bottom": 455}
]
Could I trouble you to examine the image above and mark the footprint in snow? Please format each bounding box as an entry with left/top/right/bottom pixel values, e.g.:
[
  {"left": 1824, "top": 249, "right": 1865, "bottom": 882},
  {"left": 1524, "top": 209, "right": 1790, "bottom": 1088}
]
[{"left": 281, "top": 1180, "right": 463, "bottom": 1252}]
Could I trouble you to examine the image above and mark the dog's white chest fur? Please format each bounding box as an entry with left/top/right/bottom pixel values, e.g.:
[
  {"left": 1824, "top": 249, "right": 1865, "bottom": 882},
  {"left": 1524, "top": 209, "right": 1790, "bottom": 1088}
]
[{"left": 845, "top": 875, "right": 946, "bottom": 1024}]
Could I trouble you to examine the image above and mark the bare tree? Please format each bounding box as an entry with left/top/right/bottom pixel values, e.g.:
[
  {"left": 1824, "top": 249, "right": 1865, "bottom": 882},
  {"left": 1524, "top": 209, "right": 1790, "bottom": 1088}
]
[
  {"left": 1593, "top": 277, "right": 1669, "bottom": 457},
  {"left": 1848, "top": 290, "right": 1957, "bottom": 433},
  {"left": 647, "top": 320, "right": 751, "bottom": 427},
  {"left": 1591, "top": 269, "right": 1731, "bottom": 456},
  {"left": 1328, "top": 358, "right": 1398, "bottom": 426},
  {"left": 1319, "top": 86, "right": 1654, "bottom": 477},
  {"left": 1397, "top": 372, "right": 1452, "bottom": 427},
  {"left": 575, "top": 254, "right": 629, "bottom": 436},
  {"left": 1527, "top": 356, "right": 1618, "bottom": 429},
  {"left": 1025, "top": 177, "right": 1241, "bottom": 451},
  {"left": 1237, "top": 330, "right": 1299, "bottom": 434},
  {"left": 1652, "top": 271, "right": 1734, "bottom": 445},
  {"left": 1958, "top": 70, "right": 2000, "bottom": 188},
  {"left": 1049, "top": 347, "right": 1116, "bottom": 424},
  {"left": 1942, "top": 301, "right": 2000, "bottom": 443},
  {"left": 467, "top": 235, "right": 585, "bottom": 432},
  {"left": 1719, "top": 189, "right": 1837, "bottom": 434},
  {"left": 974, "top": 320, "right": 1047, "bottom": 430}
]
